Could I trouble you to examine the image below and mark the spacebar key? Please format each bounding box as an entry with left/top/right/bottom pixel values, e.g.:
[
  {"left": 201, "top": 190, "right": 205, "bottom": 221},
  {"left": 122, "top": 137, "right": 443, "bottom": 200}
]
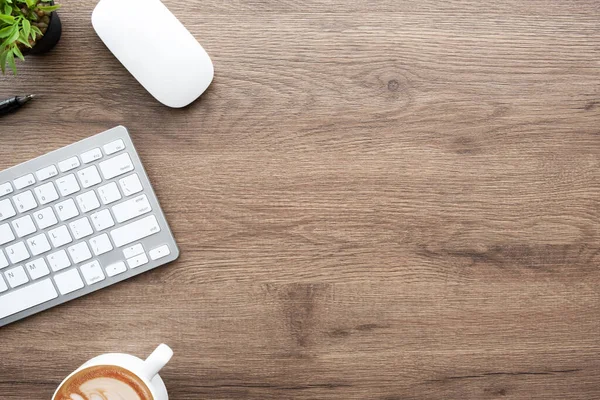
[
  {"left": 0, "top": 279, "right": 58, "bottom": 320},
  {"left": 110, "top": 215, "right": 161, "bottom": 247}
]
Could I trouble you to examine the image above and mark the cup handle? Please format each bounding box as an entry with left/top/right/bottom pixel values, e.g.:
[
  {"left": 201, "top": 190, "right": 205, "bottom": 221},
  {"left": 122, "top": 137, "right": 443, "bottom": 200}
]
[{"left": 142, "top": 344, "right": 173, "bottom": 381}]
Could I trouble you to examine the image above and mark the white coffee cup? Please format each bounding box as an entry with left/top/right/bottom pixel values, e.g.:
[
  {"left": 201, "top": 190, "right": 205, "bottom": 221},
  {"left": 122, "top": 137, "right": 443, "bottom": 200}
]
[{"left": 52, "top": 344, "right": 173, "bottom": 400}]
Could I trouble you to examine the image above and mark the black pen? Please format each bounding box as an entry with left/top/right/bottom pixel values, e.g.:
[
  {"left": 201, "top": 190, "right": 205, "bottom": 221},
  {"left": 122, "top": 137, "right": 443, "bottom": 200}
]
[{"left": 0, "top": 94, "right": 36, "bottom": 117}]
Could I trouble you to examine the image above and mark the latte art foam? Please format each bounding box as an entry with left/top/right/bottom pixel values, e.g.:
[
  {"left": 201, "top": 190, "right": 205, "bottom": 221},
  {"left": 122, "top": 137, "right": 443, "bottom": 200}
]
[
  {"left": 69, "top": 377, "right": 143, "bottom": 400},
  {"left": 55, "top": 366, "right": 154, "bottom": 400}
]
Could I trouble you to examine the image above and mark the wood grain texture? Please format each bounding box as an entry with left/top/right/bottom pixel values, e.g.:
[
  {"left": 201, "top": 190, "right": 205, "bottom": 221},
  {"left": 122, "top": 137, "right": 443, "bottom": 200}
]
[{"left": 1, "top": 0, "right": 599, "bottom": 398}]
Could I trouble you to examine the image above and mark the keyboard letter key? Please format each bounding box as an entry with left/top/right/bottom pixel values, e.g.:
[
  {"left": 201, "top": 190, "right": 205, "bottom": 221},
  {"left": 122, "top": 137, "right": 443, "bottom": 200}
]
[
  {"left": 48, "top": 225, "right": 73, "bottom": 248},
  {"left": 25, "top": 258, "right": 51, "bottom": 280},
  {"left": 4, "top": 265, "right": 29, "bottom": 288},
  {"left": 6, "top": 241, "right": 30, "bottom": 264},
  {"left": 55, "top": 199, "right": 80, "bottom": 222}
]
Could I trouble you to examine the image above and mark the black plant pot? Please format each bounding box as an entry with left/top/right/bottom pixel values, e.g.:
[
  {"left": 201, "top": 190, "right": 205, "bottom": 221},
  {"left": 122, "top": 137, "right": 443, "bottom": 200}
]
[{"left": 26, "top": 11, "right": 62, "bottom": 55}]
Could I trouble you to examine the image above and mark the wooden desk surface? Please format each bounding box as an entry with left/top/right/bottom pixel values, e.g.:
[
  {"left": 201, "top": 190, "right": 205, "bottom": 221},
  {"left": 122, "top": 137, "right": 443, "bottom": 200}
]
[{"left": 1, "top": 1, "right": 599, "bottom": 398}]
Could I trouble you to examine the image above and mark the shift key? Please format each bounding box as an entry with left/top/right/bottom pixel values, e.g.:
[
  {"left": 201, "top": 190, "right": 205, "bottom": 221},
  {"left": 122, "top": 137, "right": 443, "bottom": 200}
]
[{"left": 110, "top": 215, "right": 161, "bottom": 247}]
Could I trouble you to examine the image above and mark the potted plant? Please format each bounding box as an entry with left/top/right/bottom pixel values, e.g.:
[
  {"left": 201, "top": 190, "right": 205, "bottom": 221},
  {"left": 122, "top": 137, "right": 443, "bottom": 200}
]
[{"left": 0, "top": 0, "right": 61, "bottom": 74}]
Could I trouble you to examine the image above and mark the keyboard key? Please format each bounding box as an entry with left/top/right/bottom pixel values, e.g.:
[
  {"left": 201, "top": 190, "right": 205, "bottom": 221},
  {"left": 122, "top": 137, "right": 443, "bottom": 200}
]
[
  {"left": 0, "top": 199, "right": 16, "bottom": 222},
  {"left": 5, "top": 266, "right": 29, "bottom": 288},
  {"left": 110, "top": 215, "right": 160, "bottom": 247},
  {"left": 13, "top": 190, "right": 37, "bottom": 213},
  {"left": 103, "top": 139, "right": 125, "bottom": 155},
  {"left": 53, "top": 268, "right": 84, "bottom": 295},
  {"left": 14, "top": 174, "right": 35, "bottom": 190},
  {"left": 91, "top": 209, "right": 115, "bottom": 232},
  {"left": 67, "top": 242, "right": 92, "bottom": 264},
  {"left": 149, "top": 245, "right": 171, "bottom": 261},
  {"left": 0, "top": 276, "right": 6, "bottom": 292},
  {"left": 58, "top": 157, "right": 81, "bottom": 173},
  {"left": 12, "top": 215, "right": 36, "bottom": 238},
  {"left": 33, "top": 207, "right": 58, "bottom": 230},
  {"left": 0, "top": 182, "right": 13, "bottom": 197},
  {"left": 47, "top": 249, "right": 71, "bottom": 272},
  {"left": 77, "top": 166, "right": 102, "bottom": 188},
  {"left": 112, "top": 194, "right": 152, "bottom": 223},
  {"left": 81, "top": 148, "right": 103, "bottom": 164},
  {"left": 0, "top": 223, "right": 15, "bottom": 245},
  {"left": 26, "top": 233, "right": 51, "bottom": 256},
  {"left": 56, "top": 174, "right": 81, "bottom": 197},
  {"left": 0, "top": 250, "right": 8, "bottom": 269},
  {"left": 127, "top": 252, "right": 148, "bottom": 269},
  {"left": 119, "top": 174, "right": 143, "bottom": 196},
  {"left": 98, "top": 182, "right": 122, "bottom": 205},
  {"left": 90, "top": 234, "right": 113, "bottom": 256},
  {"left": 76, "top": 191, "right": 100, "bottom": 213},
  {"left": 105, "top": 261, "right": 127, "bottom": 277},
  {"left": 25, "top": 258, "right": 50, "bottom": 280},
  {"left": 69, "top": 217, "right": 94, "bottom": 240},
  {"left": 55, "top": 199, "right": 80, "bottom": 222},
  {"left": 123, "top": 243, "right": 144, "bottom": 259},
  {"left": 48, "top": 225, "right": 73, "bottom": 248},
  {"left": 0, "top": 278, "right": 58, "bottom": 319},
  {"left": 99, "top": 153, "right": 134, "bottom": 180},
  {"left": 35, "top": 165, "right": 58, "bottom": 181},
  {"left": 34, "top": 182, "right": 59, "bottom": 205},
  {"left": 80, "top": 260, "right": 105, "bottom": 285},
  {"left": 6, "top": 241, "right": 30, "bottom": 264}
]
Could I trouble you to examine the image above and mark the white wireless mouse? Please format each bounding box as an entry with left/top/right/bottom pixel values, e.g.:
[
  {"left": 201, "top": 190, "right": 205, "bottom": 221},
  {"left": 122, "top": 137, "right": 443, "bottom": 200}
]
[{"left": 92, "top": 0, "right": 214, "bottom": 108}]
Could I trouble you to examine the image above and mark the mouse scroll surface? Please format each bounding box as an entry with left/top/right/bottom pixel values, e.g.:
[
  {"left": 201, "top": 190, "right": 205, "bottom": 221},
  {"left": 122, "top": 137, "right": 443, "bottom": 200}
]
[{"left": 92, "top": 0, "right": 214, "bottom": 108}]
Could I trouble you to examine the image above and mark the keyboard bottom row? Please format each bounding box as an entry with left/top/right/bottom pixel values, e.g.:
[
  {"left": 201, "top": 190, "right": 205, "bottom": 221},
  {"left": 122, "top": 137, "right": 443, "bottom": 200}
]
[{"left": 0, "top": 243, "right": 171, "bottom": 320}]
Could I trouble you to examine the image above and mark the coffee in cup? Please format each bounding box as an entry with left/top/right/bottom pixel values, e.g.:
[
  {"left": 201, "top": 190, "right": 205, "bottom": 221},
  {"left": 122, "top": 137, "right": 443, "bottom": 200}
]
[
  {"left": 52, "top": 344, "right": 173, "bottom": 400},
  {"left": 54, "top": 365, "right": 154, "bottom": 400}
]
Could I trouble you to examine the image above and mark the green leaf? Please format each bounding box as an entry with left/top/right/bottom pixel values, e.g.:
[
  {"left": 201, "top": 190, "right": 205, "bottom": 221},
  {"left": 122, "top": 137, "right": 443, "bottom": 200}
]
[
  {"left": 21, "top": 17, "right": 29, "bottom": 38},
  {"left": 38, "top": 5, "right": 59, "bottom": 12},
  {"left": 30, "top": 23, "right": 40, "bottom": 39},
  {"left": 17, "top": 29, "right": 30, "bottom": 46},
  {"left": 0, "top": 24, "right": 18, "bottom": 47},
  {"left": 0, "top": 25, "right": 12, "bottom": 37},
  {"left": 0, "top": 13, "right": 14, "bottom": 23},
  {"left": 25, "top": 0, "right": 36, "bottom": 8},
  {"left": 3, "top": 4, "right": 11, "bottom": 15},
  {"left": 0, "top": 49, "right": 7, "bottom": 74},
  {"left": 6, "top": 48, "right": 15, "bottom": 75},
  {"left": 12, "top": 44, "right": 22, "bottom": 60}
]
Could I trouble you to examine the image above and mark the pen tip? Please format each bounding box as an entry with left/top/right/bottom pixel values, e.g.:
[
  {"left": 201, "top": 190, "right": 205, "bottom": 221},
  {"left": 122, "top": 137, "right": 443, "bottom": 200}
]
[{"left": 27, "top": 94, "right": 36, "bottom": 100}]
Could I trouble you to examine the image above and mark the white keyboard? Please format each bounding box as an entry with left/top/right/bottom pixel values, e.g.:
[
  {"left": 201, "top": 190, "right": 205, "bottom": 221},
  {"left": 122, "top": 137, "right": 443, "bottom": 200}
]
[{"left": 0, "top": 126, "right": 179, "bottom": 327}]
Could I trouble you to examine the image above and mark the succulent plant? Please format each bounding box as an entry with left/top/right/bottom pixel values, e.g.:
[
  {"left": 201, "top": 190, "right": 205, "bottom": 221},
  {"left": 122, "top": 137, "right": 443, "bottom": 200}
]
[{"left": 0, "top": 0, "right": 60, "bottom": 74}]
